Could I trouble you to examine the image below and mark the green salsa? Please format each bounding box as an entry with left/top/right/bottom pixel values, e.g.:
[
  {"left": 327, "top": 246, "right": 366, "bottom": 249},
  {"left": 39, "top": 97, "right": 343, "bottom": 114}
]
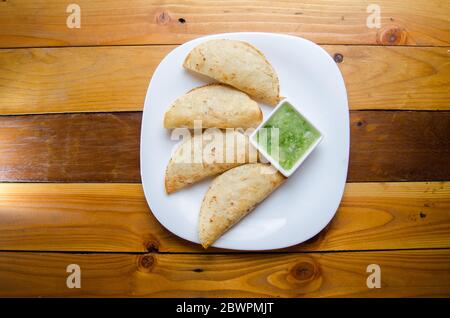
[{"left": 256, "top": 102, "right": 321, "bottom": 170}]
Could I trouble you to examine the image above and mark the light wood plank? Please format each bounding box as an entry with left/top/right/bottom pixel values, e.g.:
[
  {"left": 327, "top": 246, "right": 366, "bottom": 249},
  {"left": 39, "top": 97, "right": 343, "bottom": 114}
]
[
  {"left": 0, "top": 184, "right": 160, "bottom": 252},
  {"left": 0, "top": 182, "right": 448, "bottom": 252},
  {"left": 0, "top": 0, "right": 449, "bottom": 48},
  {"left": 0, "top": 250, "right": 448, "bottom": 297},
  {"left": 335, "top": 46, "right": 450, "bottom": 110},
  {"left": 0, "top": 46, "right": 449, "bottom": 115},
  {"left": 0, "top": 46, "right": 169, "bottom": 115},
  {"left": 1, "top": 111, "right": 448, "bottom": 182}
]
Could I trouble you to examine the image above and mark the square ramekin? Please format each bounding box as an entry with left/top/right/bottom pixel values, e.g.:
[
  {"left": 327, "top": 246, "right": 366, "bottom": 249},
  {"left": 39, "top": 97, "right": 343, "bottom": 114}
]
[{"left": 250, "top": 98, "right": 324, "bottom": 177}]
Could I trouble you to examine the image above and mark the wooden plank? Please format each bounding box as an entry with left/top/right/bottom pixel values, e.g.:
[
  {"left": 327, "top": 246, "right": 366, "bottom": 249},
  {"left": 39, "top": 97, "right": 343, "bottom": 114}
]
[
  {"left": 0, "top": 0, "right": 449, "bottom": 48},
  {"left": 0, "top": 182, "right": 448, "bottom": 253},
  {"left": 349, "top": 111, "right": 450, "bottom": 182},
  {"left": 0, "top": 46, "right": 449, "bottom": 115},
  {"left": 0, "top": 111, "right": 449, "bottom": 183},
  {"left": 0, "top": 250, "right": 448, "bottom": 297},
  {"left": 0, "top": 46, "right": 170, "bottom": 115},
  {"left": 0, "top": 184, "right": 159, "bottom": 252},
  {"left": 335, "top": 46, "right": 450, "bottom": 110},
  {"left": 0, "top": 112, "right": 141, "bottom": 182}
]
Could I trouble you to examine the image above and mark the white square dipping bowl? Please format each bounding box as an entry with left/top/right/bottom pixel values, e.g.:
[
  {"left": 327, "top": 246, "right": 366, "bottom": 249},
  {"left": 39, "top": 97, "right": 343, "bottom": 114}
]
[{"left": 250, "top": 98, "right": 324, "bottom": 177}]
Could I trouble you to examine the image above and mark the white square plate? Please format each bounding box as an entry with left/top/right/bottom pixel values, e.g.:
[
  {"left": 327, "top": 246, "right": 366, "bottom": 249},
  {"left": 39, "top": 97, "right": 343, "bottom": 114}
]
[{"left": 141, "top": 32, "right": 349, "bottom": 250}]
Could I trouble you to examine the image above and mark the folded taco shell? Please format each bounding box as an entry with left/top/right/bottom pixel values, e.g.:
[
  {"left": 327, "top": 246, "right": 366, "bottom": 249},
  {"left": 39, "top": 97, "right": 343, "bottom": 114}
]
[
  {"left": 163, "top": 84, "right": 262, "bottom": 129},
  {"left": 183, "top": 39, "right": 280, "bottom": 106},
  {"left": 165, "top": 130, "right": 258, "bottom": 194},
  {"left": 199, "top": 163, "right": 285, "bottom": 248}
]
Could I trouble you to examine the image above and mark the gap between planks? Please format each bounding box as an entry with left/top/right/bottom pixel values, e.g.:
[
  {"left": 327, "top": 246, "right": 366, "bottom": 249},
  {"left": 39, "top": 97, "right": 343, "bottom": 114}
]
[
  {"left": 1, "top": 43, "right": 450, "bottom": 50},
  {"left": 0, "top": 247, "right": 450, "bottom": 255}
]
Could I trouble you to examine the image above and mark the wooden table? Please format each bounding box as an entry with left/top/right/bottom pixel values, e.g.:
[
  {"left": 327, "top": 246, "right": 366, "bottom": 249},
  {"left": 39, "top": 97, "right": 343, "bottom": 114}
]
[{"left": 0, "top": 0, "right": 449, "bottom": 297}]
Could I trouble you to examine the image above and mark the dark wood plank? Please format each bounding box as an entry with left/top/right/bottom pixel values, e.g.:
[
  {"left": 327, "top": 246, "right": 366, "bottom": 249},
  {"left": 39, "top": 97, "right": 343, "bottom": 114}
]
[
  {"left": 0, "top": 112, "right": 141, "bottom": 182},
  {"left": 0, "top": 111, "right": 448, "bottom": 183},
  {"left": 0, "top": 0, "right": 449, "bottom": 47},
  {"left": 349, "top": 111, "right": 450, "bottom": 182},
  {"left": 0, "top": 182, "right": 448, "bottom": 252},
  {"left": 1, "top": 46, "right": 449, "bottom": 115},
  {"left": 0, "top": 250, "right": 449, "bottom": 297}
]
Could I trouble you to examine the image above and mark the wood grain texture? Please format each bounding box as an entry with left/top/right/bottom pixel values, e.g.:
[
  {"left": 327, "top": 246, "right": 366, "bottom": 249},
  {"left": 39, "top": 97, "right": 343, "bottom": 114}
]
[
  {"left": 0, "top": 46, "right": 449, "bottom": 115},
  {"left": 349, "top": 111, "right": 450, "bottom": 182},
  {"left": 0, "top": 112, "right": 141, "bottom": 182},
  {"left": 0, "top": 111, "right": 449, "bottom": 183},
  {"left": 0, "top": 46, "right": 170, "bottom": 115},
  {"left": 0, "top": 182, "right": 448, "bottom": 252},
  {"left": 335, "top": 46, "right": 450, "bottom": 110},
  {"left": 0, "top": 250, "right": 449, "bottom": 297},
  {"left": 0, "top": 0, "right": 449, "bottom": 48}
]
